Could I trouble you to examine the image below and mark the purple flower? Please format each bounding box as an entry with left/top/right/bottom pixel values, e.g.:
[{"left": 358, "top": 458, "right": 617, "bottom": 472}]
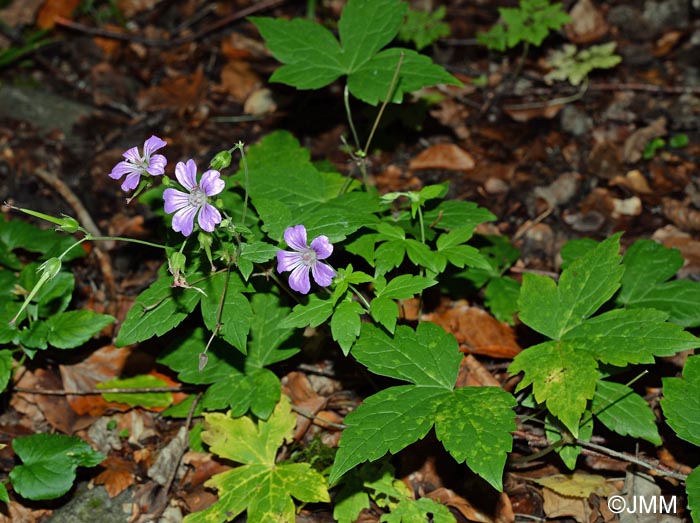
[
  {"left": 109, "top": 135, "right": 167, "bottom": 191},
  {"left": 163, "top": 159, "right": 225, "bottom": 237},
  {"left": 277, "top": 225, "right": 335, "bottom": 294}
]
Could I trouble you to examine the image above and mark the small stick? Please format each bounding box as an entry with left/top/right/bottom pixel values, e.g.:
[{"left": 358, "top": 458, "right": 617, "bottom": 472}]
[{"left": 54, "top": 0, "right": 285, "bottom": 48}]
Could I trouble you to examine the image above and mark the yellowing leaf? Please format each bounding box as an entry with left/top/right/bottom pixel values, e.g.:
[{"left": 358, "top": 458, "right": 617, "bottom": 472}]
[
  {"left": 534, "top": 473, "right": 616, "bottom": 498},
  {"left": 184, "top": 396, "right": 329, "bottom": 523}
]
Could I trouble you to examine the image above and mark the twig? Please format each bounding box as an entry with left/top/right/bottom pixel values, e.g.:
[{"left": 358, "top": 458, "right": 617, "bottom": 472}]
[
  {"left": 54, "top": 0, "right": 285, "bottom": 48},
  {"left": 577, "top": 440, "right": 688, "bottom": 481},
  {"left": 590, "top": 82, "right": 700, "bottom": 95},
  {"left": 290, "top": 404, "right": 347, "bottom": 430},
  {"left": 14, "top": 386, "right": 194, "bottom": 395}
]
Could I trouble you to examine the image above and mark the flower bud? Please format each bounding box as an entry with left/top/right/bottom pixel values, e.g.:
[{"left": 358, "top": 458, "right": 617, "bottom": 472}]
[
  {"left": 58, "top": 215, "right": 80, "bottom": 233},
  {"left": 168, "top": 251, "right": 186, "bottom": 276},
  {"left": 39, "top": 257, "right": 62, "bottom": 280},
  {"left": 209, "top": 151, "right": 232, "bottom": 171}
]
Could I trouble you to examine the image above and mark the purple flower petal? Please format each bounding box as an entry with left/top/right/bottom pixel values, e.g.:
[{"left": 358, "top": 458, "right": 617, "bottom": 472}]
[
  {"left": 310, "top": 235, "right": 333, "bottom": 259},
  {"left": 122, "top": 146, "right": 140, "bottom": 163},
  {"left": 175, "top": 160, "right": 198, "bottom": 190},
  {"left": 277, "top": 250, "right": 303, "bottom": 273},
  {"left": 172, "top": 205, "right": 198, "bottom": 237},
  {"left": 200, "top": 170, "right": 225, "bottom": 196},
  {"left": 146, "top": 154, "right": 167, "bottom": 176},
  {"left": 284, "top": 225, "right": 308, "bottom": 252},
  {"left": 163, "top": 188, "right": 190, "bottom": 213},
  {"left": 312, "top": 262, "right": 335, "bottom": 287},
  {"left": 289, "top": 262, "right": 311, "bottom": 294},
  {"left": 109, "top": 161, "right": 135, "bottom": 180},
  {"left": 121, "top": 171, "right": 142, "bottom": 191},
  {"left": 198, "top": 203, "right": 222, "bottom": 232},
  {"left": 143, "top": 135, "right": 167, "bottom": 156}
]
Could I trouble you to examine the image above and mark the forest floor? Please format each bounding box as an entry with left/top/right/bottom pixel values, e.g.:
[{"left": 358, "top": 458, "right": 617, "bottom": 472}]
[{"left": 0, "top": 0, "right": 699, "bottom": 522}]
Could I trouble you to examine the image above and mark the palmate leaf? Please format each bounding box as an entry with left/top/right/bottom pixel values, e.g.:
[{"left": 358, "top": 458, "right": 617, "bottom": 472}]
[
  {"left": 330, "top": 322, "right": 515, "bottom": 490},
  {"left": 184, "top": 397, "right": 329, "bottom": 523},
  {"left": 687, "top": 466, "right": 700, "bottom": 523},
  {"left": 513, "top": 234, "right": 699, "bottom": 447},
  {"left": 251, "top": 0, "right": 460, "bottom": 105},
  {"left": 239, "top": 131, "right": 379, "bottom": 242}
]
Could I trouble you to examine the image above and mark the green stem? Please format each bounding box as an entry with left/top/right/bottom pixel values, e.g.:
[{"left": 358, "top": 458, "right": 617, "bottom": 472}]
[
  {"left": 234, "top": 142, "right": 250, "bottom": 226},
  {"left": 343, "top": 84, "right": 361, "bottom": 152},
  {"left": 348, "top": 283, "right": 371, "bottom": 313},
  {"left": 363, "top": 51, "right": 404, "bottom": 154},
  {"left": 85, "top": 235, "right": 167, "bottom": 250}
]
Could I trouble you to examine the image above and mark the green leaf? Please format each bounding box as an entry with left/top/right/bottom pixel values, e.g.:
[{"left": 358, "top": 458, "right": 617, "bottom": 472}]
[
  {"left": 202, "top": 368, "right": 280, "bottom": 419},
  {"left": 281, "top": 295, "right": 334, "bottom": 329},
  {"left": 0, "top": 350, "right": 13, "bottom": 393},
  {"left": 0, "top": 482, "right": 8, "bottom": 504},
  {"left": 592, "top": 380, "right": 661, "bottom": 445},
  {"left": 378, "top": 274, "right": 436, "bottom": 300},
  {"left": 564, "top": 308, "right": 699, "bottom": 366},
  {"left": 247, "top": 293, "right": 298, "bottom": 368},
  {"left": 331, "top": 300, "right": 364, "bottom": 355},
  {"left": 519, "top": 234, "right": 623, "bottom": 339},
  {"left": 382, "top": 498, "right": 455, "bottom": 523},
  {"left": 661, "top": 354, "right": 700, "bottom": 447},
  {"left": 375, "top": 240, "right": 406, "bottom": 275},
  {"left": 200, "top": 271, "right": 252, "bottom": 353},
  {"left": 352, "top": 323, "right": 461, "bottom": 388},
  {"left": 434, "top": 387, "right": 516, "bottom": 490},
  {"left": 348, "top": 47, "right": 460, "bottom": 105},
  {"left": 329, "top": 386, "right": 450, "bottom": 484},
  {"left": 338, "top": 0, "right": 405, "bottom": 70},
  {"left": 45, "top": 310, "right": 115, "bottom": 349},
  {"left": 423, "top": 200, "right": 495, "bottom": 231},
  {"left": 484, "top": 277, "right": 520, "bottom": 324},
  {"left": 687, "top": 466, "right": 700, "bottom": 523},
  {"left": 252, "top": 0, "right": 459, "bottom": 105},
  {"left": 158, "top": 329, "right": 244, "bottom": 385},
  {"left": 333, "top": 473, "right": 370, "bottom": 523},
  {"left": 97, "top": 374, "right": 173, "bottom": 408},
  {"left": 240, "top": 241, "right": 278, "bottom": 263},
  {"left": 510, "top": 341, "right": 598, "bottom": 436},
  {"left": 250, "top": 17, "right": 344, "bottom": 89},
  {"left": 370, "top": 296, "right": 399, "bottom": 333},
  {"left": 398, "top": 6, "right": 451, "bottom": 51},
  {"left": 116, "top": 276, "right": 203, "bottom": 346},
  {"left": 404, "top": 239, "right": 444, "bottom": 273},
  {"left": 184, "top": 397, "right": 329, "bottom": 523},
  {"left": 240, "top": 132, "right": 379, "bottom": 242},
  {"left": 618, "top": 239, "right": 700, "bottom": 327},
  {"left": 10, "top": 434, "right": 104, "bottom": 500}
]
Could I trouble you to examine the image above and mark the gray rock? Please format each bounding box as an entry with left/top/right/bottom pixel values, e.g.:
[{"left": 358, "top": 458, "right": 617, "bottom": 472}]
[
  {"left": 560, "top": 105, "right": 593, "bottom": 137},
  {"left": 46, "top": 483, "right": 134, "bottom": 523},
  {"left": 607, "top": 6, "right": 654, "bottom": 41},
  {"left": 643, "top": 0, "right": 690, "bottom": 31}
]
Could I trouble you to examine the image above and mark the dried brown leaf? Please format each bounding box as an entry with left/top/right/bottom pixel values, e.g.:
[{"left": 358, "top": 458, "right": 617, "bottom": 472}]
[
  {"left": 409, "top": 143, "right": 475, "bottom": 171},
  {"left": 423, "top": 300, "right": 521, "bottom": 359}
]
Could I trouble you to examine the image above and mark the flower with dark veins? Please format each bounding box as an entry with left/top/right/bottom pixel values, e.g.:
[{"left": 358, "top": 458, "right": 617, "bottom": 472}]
[
  {"left": 109, "top": 135, "right": 167, "bottom": 191},
  {"left": 277, "top": 225, "right": 335, "bottom": 294},
  {"left": 163, "top": 159, "right": 224, "bottom": 237}
]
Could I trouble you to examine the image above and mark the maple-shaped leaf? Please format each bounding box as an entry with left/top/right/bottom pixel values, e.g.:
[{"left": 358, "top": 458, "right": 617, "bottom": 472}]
[
  {"left": 512, "top": 234, "right": 699, "bottom": 440},
  {"left": 330, "top": 322, "right": 515, "bottom": 490},
  {"left": 184, "top": 396, "right": 329, "bottom": 523},
  {"left": 251, "top": 0, "right": 460, "bottom": 105}
]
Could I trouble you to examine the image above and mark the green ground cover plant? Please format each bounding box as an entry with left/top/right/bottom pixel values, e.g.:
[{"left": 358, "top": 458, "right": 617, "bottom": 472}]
[{"left": 2, "top": 0, "right": 699, "bottom": 521}]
